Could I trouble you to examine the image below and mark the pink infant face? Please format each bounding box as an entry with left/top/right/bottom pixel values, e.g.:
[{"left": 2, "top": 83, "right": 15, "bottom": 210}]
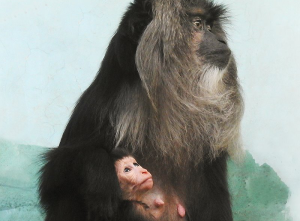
[{"left": 115, "top": 157, "right": 153, "bottom": 198}]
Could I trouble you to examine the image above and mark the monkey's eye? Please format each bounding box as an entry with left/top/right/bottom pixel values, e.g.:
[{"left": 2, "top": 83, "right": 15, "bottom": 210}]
[
  {"left": 133, "top": 163, "right": 140, "bottom": 167},
  {"left": 193, "top": 18, "right": 202, "bottom": 28},
  {"left": 124, "top": 167, "right": 131, "bottom": 173}
]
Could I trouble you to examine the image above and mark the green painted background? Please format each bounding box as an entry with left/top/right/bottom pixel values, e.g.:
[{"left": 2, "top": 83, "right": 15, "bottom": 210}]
[
  {"left": 228, "top": 153, "right": 291, "bottom": 221},
  {"left": 0, "top": 140, "right": 291, "bottom": 221}
]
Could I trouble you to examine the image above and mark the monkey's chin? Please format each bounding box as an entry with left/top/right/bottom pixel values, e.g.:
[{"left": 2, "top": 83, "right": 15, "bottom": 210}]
[
  {"left": 205, "top": 55, "right": 232, "bottom": 74},
  {"left": 205, "top": 53, "right": 232, "bottom": 70},
  {"left": 139, "top": 178, "right": 153, "bottom": 192}
]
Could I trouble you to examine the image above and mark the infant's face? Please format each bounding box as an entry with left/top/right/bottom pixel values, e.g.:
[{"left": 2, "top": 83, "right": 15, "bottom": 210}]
[{"left": 115, "top": 157, "right": 153, "bottom": 198}]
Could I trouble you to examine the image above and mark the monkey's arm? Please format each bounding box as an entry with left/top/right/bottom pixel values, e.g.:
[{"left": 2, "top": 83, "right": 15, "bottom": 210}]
[
  {"left": 39, "top": 146, "right": 123, "bottom": 221},
  {"left": 80, "top": 147, "right": 123, "bottom": 221}
]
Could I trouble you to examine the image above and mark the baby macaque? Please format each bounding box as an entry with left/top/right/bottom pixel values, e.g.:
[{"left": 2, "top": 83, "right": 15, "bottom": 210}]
[
  {"left": 114, "top": 156, "right": 153, "bottom": 199},
  {"left": 114, "top": 154, "right": 186, "bottom": 219}
]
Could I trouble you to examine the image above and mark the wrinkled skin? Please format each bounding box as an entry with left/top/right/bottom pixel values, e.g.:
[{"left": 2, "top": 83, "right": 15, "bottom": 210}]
[{"left": 115, "top": 157, "right": 153, "bottom": 199}]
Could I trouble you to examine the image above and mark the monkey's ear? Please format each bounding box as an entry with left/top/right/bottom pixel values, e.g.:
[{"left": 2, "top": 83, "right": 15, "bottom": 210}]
[{"left": 80, "top": 147, "right": 122, "bottom": 220}]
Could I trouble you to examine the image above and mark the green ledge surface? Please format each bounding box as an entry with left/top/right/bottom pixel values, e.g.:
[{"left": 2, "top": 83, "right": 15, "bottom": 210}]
[{"left": 0, "top": 140, "right": 291, "bottom": 221}]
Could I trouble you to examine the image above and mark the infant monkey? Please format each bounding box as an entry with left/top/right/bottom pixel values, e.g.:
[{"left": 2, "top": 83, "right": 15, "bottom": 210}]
[{"left": 113, "top": 150, "right": 186, "bottom": 219}]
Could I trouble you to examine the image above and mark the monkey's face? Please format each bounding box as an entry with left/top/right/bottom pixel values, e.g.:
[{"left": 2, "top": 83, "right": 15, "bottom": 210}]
[
  {"left": 188, "top": 7, "right": 231, "bottom": 69},
  {"left": 115, "top": 157, "right": 153, "bottom": 199}
]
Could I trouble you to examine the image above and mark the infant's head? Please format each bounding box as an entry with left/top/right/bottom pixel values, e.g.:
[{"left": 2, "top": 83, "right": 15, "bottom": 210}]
[
  {"left": 112, "top": 149, "right": 153, "bottom": 199},
  {"left": 115, "top": 156, "right": 153, "bottom": 199},
  {"left": 111, "top": 149, "right": 185, "bottom": 219}
]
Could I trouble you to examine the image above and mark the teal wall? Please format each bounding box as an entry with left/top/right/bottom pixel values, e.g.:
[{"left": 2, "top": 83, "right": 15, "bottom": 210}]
[{"left": 0, "top": 0, "right": 299, "bottom": 220}]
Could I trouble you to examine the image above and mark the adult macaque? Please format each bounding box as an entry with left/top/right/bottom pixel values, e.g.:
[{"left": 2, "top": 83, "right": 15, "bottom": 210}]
[{"left": 39, "top": 0, "right": 243, "bottom": 220}]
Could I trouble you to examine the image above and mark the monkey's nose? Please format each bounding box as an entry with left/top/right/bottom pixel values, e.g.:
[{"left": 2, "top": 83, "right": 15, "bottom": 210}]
[{"left": 141, "top": 168, "right": 148, "bottom": 174}]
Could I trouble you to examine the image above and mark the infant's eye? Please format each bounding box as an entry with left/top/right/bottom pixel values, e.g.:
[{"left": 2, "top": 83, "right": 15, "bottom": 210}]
[
  {"left": 133, "top": 163, "right": 140, "bottom": 167},
  {"left": 124, "top": 167, "right": 131, "bottom": 173}
]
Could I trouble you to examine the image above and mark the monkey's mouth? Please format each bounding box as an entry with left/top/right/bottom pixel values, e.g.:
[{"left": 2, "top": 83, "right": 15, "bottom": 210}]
[
  {"left": 204, "top": 49, "right": 232, "bottom": 69},
  {"left": 141, "top": 177, "right": 153, "bottom": 185},
  {"left": 132, "top": 176, "right": 153, "bottom": 193},
  {"left": 139, "top": 177, "right": 154, "bottom": 191}
]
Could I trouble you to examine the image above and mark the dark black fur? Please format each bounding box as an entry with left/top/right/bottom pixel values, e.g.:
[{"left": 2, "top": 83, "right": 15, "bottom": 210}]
[
  {"left": 40, "top": 143, "right": 153, "bottom": 221},
  {"left": 39, "top": 0, "right": 240, "bottom": 220}
]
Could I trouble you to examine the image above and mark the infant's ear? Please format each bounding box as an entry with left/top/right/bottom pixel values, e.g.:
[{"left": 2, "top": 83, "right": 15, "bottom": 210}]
[{"left": 154, "top": 198, "right": 164, "bottom": 207}]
